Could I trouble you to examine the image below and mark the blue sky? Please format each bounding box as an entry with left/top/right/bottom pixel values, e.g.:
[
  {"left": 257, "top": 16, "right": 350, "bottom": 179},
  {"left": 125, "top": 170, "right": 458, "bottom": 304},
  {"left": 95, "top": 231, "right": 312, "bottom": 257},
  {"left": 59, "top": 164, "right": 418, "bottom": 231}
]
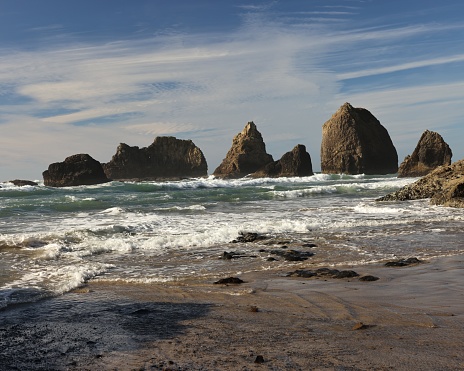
[{"left": 1, "top": 0, "right": 464, "bottom": 179}]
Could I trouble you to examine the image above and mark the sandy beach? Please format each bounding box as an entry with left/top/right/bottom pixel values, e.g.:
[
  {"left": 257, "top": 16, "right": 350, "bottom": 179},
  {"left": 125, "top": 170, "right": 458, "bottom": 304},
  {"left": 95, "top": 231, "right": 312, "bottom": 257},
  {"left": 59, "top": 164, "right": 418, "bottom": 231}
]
[{"left": 1, "top": 254, "right": 463, "bottom": 370}]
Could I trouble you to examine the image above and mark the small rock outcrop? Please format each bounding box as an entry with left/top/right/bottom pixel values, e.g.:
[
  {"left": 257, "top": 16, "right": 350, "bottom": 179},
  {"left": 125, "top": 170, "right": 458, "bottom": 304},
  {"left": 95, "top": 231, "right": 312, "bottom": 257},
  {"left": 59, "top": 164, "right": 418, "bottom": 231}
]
[
  {"left": 9, "top": 180, "right": 38, "bottom": 187},
  {"left": 252, "top": 144, "right": 314, "bottom": 178},
  {"left": 103, "top": 137, "right": 207, "bottom": 181},
  {"left": 378, "top": 159, "right": 464, "bottom": 208},
  {"left": 43, "top": 154, "right": 110, "bottom": 187},
  {"left": 398, "top": 130, "right": 452, "bottom": 177},
  {"left": 321, "top": 103, "right": 398, "bottom": 175},
  {"left": 213, "top": 122, "right": 273, "bottom": 179}
]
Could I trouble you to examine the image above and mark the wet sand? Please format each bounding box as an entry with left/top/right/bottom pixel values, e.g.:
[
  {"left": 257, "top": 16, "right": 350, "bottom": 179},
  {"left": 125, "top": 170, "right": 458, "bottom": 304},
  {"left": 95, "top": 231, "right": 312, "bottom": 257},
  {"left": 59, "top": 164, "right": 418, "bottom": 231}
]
[{"left": 1, "top": 255, "right": 464, "bottom": 370}]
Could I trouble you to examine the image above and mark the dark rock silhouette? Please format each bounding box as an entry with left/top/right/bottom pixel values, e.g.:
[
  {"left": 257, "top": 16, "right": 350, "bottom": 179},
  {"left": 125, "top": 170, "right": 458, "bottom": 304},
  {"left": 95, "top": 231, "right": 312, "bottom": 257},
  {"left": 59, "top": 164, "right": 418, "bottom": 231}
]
[
  {"left": 9, "top": 180, "right": 38, "bottom": 187},
  {"left": 321, "top": 103, "right": 398, "bottom": 175},
  {"left": 213, "top": 122, "right": 273, "bottom": 179},
  {"left": 103, "top": 136, "right": 207, "bottom": 181},
  {"left": 252, "top": 144, "right": 314, "bottom": 178},
  {"left": 43, "top": 154, "right": 110, "bottom": 187},
  {"left": 378, "top": 158, "right": 464, "bottom": 208},
  {"left": 398, "top": 130, "right": 452, "bottom": 177}
]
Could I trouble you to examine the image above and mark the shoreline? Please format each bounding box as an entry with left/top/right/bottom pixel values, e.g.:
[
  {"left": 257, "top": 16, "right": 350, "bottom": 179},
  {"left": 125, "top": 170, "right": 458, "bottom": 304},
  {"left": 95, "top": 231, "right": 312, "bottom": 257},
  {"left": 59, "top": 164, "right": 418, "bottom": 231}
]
[{"left": 1, "top": 254, "right": 463, "bottom": 370}]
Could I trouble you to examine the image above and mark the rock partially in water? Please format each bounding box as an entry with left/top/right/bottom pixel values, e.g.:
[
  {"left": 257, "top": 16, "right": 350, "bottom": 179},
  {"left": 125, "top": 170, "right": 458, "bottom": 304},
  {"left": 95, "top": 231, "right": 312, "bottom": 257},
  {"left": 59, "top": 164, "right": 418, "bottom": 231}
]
[
  {"left": 321, "top": 102, "right": 398, "bottom": 175},
  {"left": 213, "top": 122, "right": 273, "bottom": 179},
  {"left": 286, "top": 268, "right": 361, "bottom": 279},
  {"left": 385, "top": 257, "right": 423, "bottom": 267},
  {"left": 252, "top": 144, "right": 313, "bottom": 178},
  {"left": 398, "top": 130, "right": 452, "bottom": 177},
  {"left": 103, "top": 136, "right": 207, "bottom": 181},
  {"left": 230, "top": 232, "right": 267, "bottom": 243},
  {"left": 9, "top": 179, "right": 38, "bottom": 187},
  {"left": 43, "top": 154, "right": 110, "bottom": 187},
  {"left": 270, "top": 249, "right": 314, "bottom": 261},
  {"left": 378, "top": 159, "right": 464, "bottom": 208}
]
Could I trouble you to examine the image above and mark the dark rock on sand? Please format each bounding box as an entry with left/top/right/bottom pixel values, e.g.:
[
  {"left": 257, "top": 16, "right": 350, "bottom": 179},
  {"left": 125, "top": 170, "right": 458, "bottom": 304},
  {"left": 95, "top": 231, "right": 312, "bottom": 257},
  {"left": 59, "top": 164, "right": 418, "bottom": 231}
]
[
  {"left": 398, "top": 130, "right": 452, "bottom": 177},
  {"left": 9, "top": 179, "right": 38, "bottom": 187},
  {"left": 286, "top": 268, "right": 360, "bottom": 279},
  {"left": 378, "top": 158, "right": 464, "bottom": 208},
  {"left": 214, "top": 277, "right": 245, "bottom": 284},
  {"left": 359, "top": 275, "right": 380, "bottom": 282},
  {"left": 213, "top": 122, "right": 273, "bottom": 179},
  {"left": 254, "top": 355, "right": 265, "bottom": 364},
  {"left": 103, "top": 136, "right": 207, "bottom": 181},
  {"left": 251, "top": 144, "right": 314, "bottom": 178},
  {"left": 43, "top": 154, "right": 110, "bottom": 187},
  {"left": 321, "top": 102, "right": 398, "bottom": 175},
  {"left": 385, "top": 257, "right": 423, "bottom": 267}
]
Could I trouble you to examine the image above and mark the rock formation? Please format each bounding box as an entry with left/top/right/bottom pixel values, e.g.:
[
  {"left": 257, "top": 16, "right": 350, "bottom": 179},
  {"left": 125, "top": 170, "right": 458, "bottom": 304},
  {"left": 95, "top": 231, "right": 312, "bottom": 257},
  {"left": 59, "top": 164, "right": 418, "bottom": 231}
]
[
  {"left": 252, "top": 144, "right": 313, "bottom": 178},
  {"left": 213, "top": 122, "right": 273, "bottom": 179},
  {"left": 378, "top": 159, "right": 464, "bottom": 208},
  {"left": 398, "top": 130, "right": 452, "bottom": 177},
  {"left": 43, "top": 154, "right": 110, "bottom": 187},
  {"left": 9, "top": 180, "right": 38, "bottom": 187},
  {"left": 320, "top": 103, "right": 398, "bottom": 175},
  {"left": 103, "top": 136, "right": 207, "bottom": 181}
]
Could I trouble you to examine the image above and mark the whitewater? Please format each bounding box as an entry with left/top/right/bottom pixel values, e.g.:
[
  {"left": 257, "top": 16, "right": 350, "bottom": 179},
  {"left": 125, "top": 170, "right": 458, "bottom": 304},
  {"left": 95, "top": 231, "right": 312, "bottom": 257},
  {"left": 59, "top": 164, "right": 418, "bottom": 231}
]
[{"left": 1, "top": 174, "right": 464, "bottom": 309}]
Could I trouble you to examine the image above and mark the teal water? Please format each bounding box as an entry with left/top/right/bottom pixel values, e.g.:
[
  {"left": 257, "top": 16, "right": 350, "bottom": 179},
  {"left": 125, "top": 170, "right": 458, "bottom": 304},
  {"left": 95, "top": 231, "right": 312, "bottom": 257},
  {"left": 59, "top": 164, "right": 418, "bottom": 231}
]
[{"left": 1, "top": 174, "right": 464, "bottom": 308}]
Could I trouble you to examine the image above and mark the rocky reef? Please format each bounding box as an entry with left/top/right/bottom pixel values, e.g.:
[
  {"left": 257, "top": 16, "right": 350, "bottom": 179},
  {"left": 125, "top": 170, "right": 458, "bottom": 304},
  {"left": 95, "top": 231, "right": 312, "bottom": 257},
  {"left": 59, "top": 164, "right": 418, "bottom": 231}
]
[
  {"left": 320, "top": 103, "right": 398, "bottom": 175},
  {"left": 103, "top": 136, "right": 207, "bottom": 181},
  {"left": 213, "top": 122, "right": 273, "bottom": 179},
  {"left": 398, "top": 130, "right": 452, "bottom": 177},
  {"left": 251, "top": 144, "right": 313, "bottom": 178},
  {"left": 43, "top": 154, "right": 110, "bottom": 187},
  {"left": 378, "top": 159, "right": 464, "bottom": 208}
]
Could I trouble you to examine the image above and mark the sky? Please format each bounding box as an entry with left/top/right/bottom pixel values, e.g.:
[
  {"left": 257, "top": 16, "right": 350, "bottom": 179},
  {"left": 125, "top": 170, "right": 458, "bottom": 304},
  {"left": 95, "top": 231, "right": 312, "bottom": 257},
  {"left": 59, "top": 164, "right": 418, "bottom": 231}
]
[{"left": 1, "top": 0, "right": 464, "bottom": 180}]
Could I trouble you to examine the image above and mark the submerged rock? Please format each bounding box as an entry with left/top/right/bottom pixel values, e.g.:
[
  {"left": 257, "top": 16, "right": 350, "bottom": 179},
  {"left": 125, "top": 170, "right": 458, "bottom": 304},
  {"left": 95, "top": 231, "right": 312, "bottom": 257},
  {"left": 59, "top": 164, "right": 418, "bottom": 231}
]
[
  {"left": 213, "top": 122, "right": 273, "bottom": 179},
  {"left": 321, "top": 103, "right": 398, "bottom": 175},
  {"left": 252, "top": 144, "right": 314, "bottom": 178},
  {"left": 43, "top": 154, "right": 110, "bottom": 187},
  {"left": 398, "top": 130, "right": 452, "bottom": 177},
  {"left": 378, "top": 158, "right": 464, "bottom": 208},
  {"left": 103, "top": 136, "right": 207, "bottom": 181},
  {"left": 286, "top": 268, "right": 360, "bottom": 279}
]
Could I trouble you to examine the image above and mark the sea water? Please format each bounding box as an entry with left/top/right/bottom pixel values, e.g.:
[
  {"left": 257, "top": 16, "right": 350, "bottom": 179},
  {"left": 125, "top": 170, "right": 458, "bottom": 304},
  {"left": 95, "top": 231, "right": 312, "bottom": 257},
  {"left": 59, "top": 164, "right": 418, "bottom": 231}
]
[{"left": 1, "top": 174, "right": 464, "bottom": 309}]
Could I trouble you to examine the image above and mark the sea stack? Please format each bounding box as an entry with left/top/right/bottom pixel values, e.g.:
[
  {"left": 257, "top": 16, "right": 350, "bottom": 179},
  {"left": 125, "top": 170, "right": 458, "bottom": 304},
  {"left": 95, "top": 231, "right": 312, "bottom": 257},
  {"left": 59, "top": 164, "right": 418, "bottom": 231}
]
[
  {"left": 378, "top": 159, "right": 464, "bottom": 208},
  {"left": 43, "top": 154, "right": 110, "bottom": 187},
  {"left": 103, "top": 136, "right": 207, "bottom": 181},
  {"left": 320, "top": 103, "right": 398, "bottom": 175},
  {"left": 213, "top": 122, "right": 273, "bottom": 179},
  {"left": 252, "top": 144, "right": 313, "bottom": 178},
  {"left": 398, "top": 130, "right": 452, "bottom": 177}
]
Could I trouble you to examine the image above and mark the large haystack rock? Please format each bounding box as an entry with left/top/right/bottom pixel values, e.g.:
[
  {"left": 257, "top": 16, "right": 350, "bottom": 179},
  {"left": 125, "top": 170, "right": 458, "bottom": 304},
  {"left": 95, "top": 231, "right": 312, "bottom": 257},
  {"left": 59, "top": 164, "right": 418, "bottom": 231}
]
[
  {"left": 321, "top": 103, "right": 398, "bottom": 175},
  {"left": 378, "top": 159, "right": 464, "bottom": 208},
  {"left": 43, "top": 154, "right": 110, "bottom": 187},
  {"left": 213, "top": 122, "right": 273, "bottom": 179},
  {"left": 398, "top": 130, "right": 452, "bottom": 177},
  {"left": 103, "top": 136, "right": 207, "bottom": 181},
  {"left": 252, "top": 144, "right": 313, "bottom": 178}
]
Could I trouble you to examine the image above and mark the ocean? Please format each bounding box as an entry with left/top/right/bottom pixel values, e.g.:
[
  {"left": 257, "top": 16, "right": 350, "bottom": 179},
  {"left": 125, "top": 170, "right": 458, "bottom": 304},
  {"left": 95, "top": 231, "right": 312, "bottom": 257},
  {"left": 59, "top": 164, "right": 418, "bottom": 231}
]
[{"left": 1, "top": 174, "right": 464, "bottom": 310}]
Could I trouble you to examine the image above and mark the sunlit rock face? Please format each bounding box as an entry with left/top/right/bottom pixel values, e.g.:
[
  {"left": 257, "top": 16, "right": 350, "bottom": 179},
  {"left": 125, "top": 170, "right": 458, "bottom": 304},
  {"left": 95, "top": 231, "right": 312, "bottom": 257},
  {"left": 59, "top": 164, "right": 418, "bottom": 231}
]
[{"left": 321, "top": 103, "right": 398, "bottom": 175}]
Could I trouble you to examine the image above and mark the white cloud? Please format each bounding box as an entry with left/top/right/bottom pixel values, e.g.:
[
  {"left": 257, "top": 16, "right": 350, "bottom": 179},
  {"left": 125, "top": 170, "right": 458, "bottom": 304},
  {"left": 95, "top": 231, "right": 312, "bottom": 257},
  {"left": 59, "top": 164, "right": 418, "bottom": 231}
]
[{"left": 1, "top": 6, "right": 464, "bottom": 179}]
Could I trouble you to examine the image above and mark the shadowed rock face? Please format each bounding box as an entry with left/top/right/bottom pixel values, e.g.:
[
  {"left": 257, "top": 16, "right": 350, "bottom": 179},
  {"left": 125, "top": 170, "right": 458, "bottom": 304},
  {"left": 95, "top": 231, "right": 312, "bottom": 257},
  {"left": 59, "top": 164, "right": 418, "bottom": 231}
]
[
  {"left": 252, "top": 144, "right": 314, "bottom": 178},
  {"left": 43, "top": 154, "right": 110, "bottom": 187},
  {"left": 213, "top": 122, "right": 273, "bottom": 179},
  {"left": 378, "top": 159, "right": 464, "bottom": 208},
  {"left": 398, "top": 130, "right": 452, "bottom": 177},
  {"left": 103, "top": 136, "right": 207, "bottom": 181},
  {"left": 321, "top": 103, "right": 398, "bottom": 175}
]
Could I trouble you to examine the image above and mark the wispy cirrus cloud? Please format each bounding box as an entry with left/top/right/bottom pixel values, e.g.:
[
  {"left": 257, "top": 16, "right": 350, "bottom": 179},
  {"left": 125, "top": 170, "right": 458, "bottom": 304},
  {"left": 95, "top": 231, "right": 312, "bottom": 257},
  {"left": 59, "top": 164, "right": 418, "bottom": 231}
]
[{"left": 1, "top": 2, "right": 464, "bottom": 179}]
